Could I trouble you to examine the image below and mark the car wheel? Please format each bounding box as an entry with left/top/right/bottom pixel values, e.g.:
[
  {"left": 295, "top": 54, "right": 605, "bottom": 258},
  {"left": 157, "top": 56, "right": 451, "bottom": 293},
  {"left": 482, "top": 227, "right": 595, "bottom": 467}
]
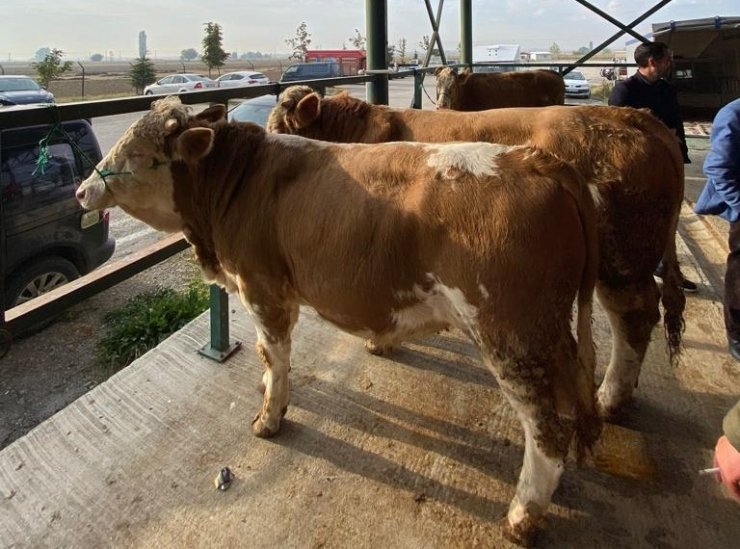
[
  {"left": 5, "top": 257, "right": 80, "bottom": 309},
  {"left": 144, "top": 90, "right": 153, "bottom": 95}
]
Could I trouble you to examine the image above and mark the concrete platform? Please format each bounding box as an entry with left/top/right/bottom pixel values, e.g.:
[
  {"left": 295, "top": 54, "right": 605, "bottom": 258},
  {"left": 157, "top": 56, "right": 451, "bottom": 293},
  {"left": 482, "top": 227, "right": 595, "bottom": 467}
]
[{"left": 1, "top": 144, "right": 739, "bottom": 548}]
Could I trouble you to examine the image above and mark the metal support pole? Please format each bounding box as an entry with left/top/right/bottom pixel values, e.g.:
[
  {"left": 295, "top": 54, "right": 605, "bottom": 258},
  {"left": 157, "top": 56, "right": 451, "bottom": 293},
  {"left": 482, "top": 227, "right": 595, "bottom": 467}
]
[
  {"left": 412, "top": 69, "right": 423, "bottom": 109},
  {"left": 365, "top": 0, "right": 389, "bottom": 105},
  {"left": 460, "top": 0, "right": 472, "bottom": 66},
  {"left": 199, "top": 284, "right": 240, "bottom": 362}
]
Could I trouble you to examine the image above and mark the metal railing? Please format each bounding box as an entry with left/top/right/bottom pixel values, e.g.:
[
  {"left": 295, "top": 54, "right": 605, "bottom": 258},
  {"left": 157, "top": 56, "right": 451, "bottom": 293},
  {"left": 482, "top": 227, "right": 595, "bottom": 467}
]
[{"left": 0, "top": 62, "right": 620, "bottom": 357}]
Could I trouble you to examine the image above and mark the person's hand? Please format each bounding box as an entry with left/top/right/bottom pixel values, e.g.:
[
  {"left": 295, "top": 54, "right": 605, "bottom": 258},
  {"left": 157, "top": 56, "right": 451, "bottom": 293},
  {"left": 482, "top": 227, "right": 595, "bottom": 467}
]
[{"left": 714, "top": 435, "right": 740, "bottom": 500}]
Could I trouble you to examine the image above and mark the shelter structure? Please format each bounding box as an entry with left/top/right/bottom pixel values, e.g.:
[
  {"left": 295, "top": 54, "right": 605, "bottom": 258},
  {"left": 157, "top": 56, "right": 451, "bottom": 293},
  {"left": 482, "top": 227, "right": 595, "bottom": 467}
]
[{"left": 652, "top": 16, "right": 740, "bottom": 117}]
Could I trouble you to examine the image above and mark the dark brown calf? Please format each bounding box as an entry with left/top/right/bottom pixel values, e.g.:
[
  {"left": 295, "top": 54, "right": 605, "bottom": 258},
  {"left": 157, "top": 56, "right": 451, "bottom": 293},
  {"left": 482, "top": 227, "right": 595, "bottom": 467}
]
[{"left": 434, "top": 67, "right": 565, "bottom": 110}]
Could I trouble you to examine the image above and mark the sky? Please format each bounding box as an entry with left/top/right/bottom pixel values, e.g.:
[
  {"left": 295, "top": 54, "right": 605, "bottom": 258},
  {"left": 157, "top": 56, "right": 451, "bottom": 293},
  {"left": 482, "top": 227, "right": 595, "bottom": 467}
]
[{"left": 1, "top": 0, "right": 736, "bottom": 62}]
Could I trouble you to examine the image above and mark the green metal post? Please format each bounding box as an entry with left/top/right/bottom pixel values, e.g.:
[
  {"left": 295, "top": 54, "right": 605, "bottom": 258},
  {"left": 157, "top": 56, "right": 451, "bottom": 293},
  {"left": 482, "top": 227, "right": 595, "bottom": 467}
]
[
  {"left": 460, "top": 0, "right": 472, "bottom": 66},
  {"left": 199, "top": 284, "right": 241, "bottom": 362},
  {"left": 412, "top": 70, "right": 423, "bottom": 109},
  {"left": 366, "top": 0, "right": 389, "bottom": 105}
]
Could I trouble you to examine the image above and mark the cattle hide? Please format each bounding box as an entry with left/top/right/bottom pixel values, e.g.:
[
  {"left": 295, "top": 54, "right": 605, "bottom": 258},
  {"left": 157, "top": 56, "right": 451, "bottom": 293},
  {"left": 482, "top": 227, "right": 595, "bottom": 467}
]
[
  {"left": 77, "top": 97, "right": 601, "bottom": 546},
  {"left": 268, "top": 87, "right": 687, "bottom": 421}
]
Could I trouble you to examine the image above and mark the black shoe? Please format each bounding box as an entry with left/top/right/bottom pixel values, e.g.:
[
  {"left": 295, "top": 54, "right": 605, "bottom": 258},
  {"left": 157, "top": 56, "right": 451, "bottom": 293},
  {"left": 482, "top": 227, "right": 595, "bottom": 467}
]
[
  {"left": 681, "top": 278, "right": 698, "bottom": 293},
  {"left": 729, "top": 340, "right": 740, "bottom": 362},
  {"left": 654, "top": 270, "right": 698, "bottom": 293}
]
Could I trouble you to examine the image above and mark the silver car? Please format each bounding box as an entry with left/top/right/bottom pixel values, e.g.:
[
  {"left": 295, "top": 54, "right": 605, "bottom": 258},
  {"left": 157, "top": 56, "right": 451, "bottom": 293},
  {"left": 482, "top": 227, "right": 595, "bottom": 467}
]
[
  {"left": 143, "top": 74, "right": 217, "bottom": 95},
  {"left": 216, "top": 71, "right": 270, "bottom": 88}
]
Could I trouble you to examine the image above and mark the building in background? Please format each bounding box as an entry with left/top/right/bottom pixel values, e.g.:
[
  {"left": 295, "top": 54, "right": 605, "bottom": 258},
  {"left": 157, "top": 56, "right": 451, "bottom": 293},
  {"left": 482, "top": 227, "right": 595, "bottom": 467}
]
[{"left": 304, "top": 49, "right": 366, "bottom": 75}]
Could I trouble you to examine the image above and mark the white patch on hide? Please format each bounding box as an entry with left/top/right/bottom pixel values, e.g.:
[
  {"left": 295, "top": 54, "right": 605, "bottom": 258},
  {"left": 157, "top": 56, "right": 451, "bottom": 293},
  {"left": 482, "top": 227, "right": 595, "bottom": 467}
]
[
  {"left": 391, "top": 274, "right": 480, "bottom": 340},
  {"left": 425, "top": 142, "right": 515, "bottom": 179}
]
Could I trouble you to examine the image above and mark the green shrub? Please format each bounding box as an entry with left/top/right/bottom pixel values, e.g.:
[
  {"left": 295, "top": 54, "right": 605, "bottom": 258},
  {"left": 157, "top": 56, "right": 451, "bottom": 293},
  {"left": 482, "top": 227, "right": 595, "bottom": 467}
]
[{"left": 98, "top": 280, "right": 210, "bottom": 371}]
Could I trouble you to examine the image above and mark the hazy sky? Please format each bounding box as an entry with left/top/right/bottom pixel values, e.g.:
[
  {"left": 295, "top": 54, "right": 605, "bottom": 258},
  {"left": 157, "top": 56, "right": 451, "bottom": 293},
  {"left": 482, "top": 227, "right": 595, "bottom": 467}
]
[{"left": 1, "top": 0, "right": 736, "bottom": 61}]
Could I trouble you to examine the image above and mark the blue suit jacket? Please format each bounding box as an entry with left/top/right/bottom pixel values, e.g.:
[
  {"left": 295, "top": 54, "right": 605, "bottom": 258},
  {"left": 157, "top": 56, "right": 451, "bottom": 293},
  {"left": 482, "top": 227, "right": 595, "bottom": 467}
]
[{"left": 695, "top": 99, "right": 740, "bottom": 223}]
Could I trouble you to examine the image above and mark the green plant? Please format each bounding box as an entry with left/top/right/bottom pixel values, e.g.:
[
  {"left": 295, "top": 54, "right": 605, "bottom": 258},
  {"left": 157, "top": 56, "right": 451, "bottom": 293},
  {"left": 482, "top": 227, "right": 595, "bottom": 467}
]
[
  {"left": 201, "top": 22, "right": 230, "bottom": 77},
  {"left": 285, "top": 21, "right": 312, "bottom": 61},
  {"left": 33, "top": 48, "right": 72, "bottom": 88},
  {"left": 129, "top": 56, "right": 157, "bottom": 94},
  {"left": 97, "top": 280, "right": 210, "bottom": 371}
]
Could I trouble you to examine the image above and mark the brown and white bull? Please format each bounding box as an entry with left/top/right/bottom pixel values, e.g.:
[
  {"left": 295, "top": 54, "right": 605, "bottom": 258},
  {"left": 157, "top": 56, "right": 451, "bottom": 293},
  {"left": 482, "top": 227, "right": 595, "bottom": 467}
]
[
  {"left": 76, "top": 97, "right": 600, "bottom": 545},
  {"left": 434, "top": 67, "right": 565, "bottom": 110},
  {"left": 267, "top": 87, "right": 687, "bottom": 418}
]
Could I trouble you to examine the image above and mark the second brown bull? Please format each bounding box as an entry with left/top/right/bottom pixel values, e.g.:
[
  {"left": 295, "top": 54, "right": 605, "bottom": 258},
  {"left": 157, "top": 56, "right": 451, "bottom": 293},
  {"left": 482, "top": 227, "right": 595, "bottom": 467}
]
[{"left": 267, "top": 86, "right": 687, "bottom": 420}]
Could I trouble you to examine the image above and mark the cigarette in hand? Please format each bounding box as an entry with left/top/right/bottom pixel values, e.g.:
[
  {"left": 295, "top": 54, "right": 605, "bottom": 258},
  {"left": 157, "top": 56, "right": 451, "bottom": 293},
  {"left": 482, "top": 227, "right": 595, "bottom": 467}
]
[{"left": 698, "top": 467, "right": 720, "bottom": 476}]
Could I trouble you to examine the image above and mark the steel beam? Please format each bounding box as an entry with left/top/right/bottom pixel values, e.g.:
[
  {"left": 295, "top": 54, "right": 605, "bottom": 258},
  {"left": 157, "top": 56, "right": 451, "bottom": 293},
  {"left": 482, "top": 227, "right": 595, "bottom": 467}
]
[{"left": 366, "top": 0, "right": 389, "bottom": 105}]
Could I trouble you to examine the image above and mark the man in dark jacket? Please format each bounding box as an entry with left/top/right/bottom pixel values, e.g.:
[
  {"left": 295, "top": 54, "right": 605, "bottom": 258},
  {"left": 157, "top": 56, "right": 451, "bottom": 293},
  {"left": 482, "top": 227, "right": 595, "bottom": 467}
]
[{"left": 609, "top": 40, "right": 697, "bottom": 292}]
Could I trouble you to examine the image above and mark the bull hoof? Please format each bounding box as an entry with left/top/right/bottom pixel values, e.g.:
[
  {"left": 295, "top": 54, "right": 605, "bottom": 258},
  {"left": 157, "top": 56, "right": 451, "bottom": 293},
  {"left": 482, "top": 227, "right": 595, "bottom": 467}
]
[
  {"left": 251, "top": 412, "right": 280, "bottom": 438},
  {"left": 501, "top": 516, "right": 541, "bottom": 547},
  {"left": 365, "top": 339, "right": 394, "bottom": 356}
]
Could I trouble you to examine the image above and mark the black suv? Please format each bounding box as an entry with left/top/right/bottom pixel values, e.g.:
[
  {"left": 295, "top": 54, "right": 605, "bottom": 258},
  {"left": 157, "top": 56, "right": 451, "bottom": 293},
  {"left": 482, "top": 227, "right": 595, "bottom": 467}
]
[
  {"left": 280, "top": 61, "right": 341, "bottom": 83},
  {"left": 1, "top": 119, "right": 115, "bottom": 309}
]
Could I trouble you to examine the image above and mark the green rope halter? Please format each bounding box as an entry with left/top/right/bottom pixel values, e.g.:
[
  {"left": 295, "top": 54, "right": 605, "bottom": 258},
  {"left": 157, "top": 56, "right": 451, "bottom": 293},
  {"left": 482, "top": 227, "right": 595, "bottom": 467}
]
[{"left": 31, "top": 104, "right": 171, "bottom": 194}]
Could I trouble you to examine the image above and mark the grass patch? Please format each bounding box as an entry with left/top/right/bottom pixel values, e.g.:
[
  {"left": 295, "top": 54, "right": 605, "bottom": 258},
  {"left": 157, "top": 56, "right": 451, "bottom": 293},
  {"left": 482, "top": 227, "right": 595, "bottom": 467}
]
[{"left": 97, "top": 280, "right": 210, "bottom": 371}]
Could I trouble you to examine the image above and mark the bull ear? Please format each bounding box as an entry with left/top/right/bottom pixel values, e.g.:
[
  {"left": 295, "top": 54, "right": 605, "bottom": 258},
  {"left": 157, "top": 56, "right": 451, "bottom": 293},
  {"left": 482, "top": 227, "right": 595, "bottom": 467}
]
[
  {"left": 177, "top": 127, "right": 214, "bottom": 162},
  {"left": 196, "top": 104, "right": 227, "bottom": 123},
  {"left": 294, "top": 93, "right": 321, "bottom": 129}
]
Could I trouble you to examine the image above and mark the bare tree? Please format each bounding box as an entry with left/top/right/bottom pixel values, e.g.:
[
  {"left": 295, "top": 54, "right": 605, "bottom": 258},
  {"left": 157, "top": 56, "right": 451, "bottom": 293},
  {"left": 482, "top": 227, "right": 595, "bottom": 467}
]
[
  {"left": 396, "top": 38, "right": 407, "bottom": 64},
  {"left": 349, "top": 28, "right": 366, "bottom": 49},
  {"left": 285, "top": 22, "right": 312, "bottom": 61}
]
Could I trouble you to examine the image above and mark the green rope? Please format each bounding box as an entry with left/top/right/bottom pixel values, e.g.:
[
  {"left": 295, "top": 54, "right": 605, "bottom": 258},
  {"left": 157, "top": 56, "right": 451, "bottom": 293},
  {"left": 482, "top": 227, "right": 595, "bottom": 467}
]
[{"left": 30, "top": 104, "right": 171, "bottom": 193}]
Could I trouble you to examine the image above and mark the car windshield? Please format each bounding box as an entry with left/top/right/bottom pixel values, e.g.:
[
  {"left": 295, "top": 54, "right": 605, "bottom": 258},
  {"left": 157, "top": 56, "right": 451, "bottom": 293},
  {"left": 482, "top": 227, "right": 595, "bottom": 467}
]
[
  {"left": 0, "top": 78, "right": 41, "bottom": 92},
  {"left": 567, "top": 72, "right": 585, "bottom": 80},
  {"left": 229, "top": 98, "right": 277, "bottom": 127},
  {"left": 188, "top": 75, "right": 212, "bottom": 82}
]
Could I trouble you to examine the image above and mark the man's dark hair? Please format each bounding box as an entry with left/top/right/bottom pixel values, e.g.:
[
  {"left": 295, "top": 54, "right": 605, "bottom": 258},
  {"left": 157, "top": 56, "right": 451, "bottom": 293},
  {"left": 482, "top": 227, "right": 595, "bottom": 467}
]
[{"left": 634, "top": 41, "right": 671, "bottom": 67}]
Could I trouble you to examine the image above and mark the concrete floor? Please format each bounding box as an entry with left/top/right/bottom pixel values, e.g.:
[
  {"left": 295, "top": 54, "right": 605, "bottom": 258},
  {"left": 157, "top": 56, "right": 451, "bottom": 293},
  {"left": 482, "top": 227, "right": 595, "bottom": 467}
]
[{"left": 1, "top": 133, "right": 738, "bottom": 549}]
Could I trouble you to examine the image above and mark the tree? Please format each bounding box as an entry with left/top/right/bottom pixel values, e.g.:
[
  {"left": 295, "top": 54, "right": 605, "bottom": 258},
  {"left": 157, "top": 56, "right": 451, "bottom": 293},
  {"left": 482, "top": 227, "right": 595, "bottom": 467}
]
[
  {"left": 349, "top": 28, "right": 366, "bottom": 49},
  {"left": 90, "top": 53, "right": 104, "bottom": 62},
  {"left": 33, "top": 49, "right": 72, "bottom": 89},
  {"left": 396, "top": 38, "right": 407, "bottom": 64},
  {"left": 180, "top": 48, "right": 198, "bottom": 61},
  {"left": 201, "top": 22, "right": 230, "bottom": 77},
  {"left": 418, "top": 35, "right": 439, "bottom": 58},
  {"left": 285, "top": 21, "right": 312, "bottom": 61},
  {"left": 549, "top": 42, "right": 561, "bottom": 56},
  {"left": 129, "top": 56, "right": 156, "bottom": 95},
  {"left": 386, "top": 44, "right": 395, "bottom": 66}
]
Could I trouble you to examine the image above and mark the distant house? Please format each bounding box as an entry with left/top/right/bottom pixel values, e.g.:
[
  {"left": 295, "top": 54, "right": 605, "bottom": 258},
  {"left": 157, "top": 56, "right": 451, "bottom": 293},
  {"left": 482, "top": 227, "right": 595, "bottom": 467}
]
[
  {"left": 304, "top": 49, "right": 366, "bottom": 75},
  {"left": 472, "top": 44, "right": 520, "bottom": 72},
  {"left": 529, "top": 51, "right": 554, "bottom": 62}
]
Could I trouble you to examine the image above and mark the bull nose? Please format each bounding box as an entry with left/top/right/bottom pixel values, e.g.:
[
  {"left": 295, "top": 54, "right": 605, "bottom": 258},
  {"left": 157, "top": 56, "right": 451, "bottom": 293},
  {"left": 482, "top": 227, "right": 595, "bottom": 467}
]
[{"left": 75, "top": 188, "right": 86, "bottom": 201}]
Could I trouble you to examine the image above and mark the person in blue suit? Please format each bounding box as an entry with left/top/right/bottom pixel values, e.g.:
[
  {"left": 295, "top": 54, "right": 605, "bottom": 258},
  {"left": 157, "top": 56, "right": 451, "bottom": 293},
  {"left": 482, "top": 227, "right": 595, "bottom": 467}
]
[{"left": 695, "top": 98, "right": 740, "bottom": 359}]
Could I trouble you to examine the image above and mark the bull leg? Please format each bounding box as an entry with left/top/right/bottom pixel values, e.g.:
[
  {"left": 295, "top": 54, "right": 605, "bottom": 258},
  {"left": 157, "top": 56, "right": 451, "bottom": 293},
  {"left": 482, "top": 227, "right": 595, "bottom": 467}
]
[
  {"left": 482, "top": 351, "right": 573, "bottom": 546},
  {"left": 595, "top": 280, "right": 660, "bottom": 418},
  {"left": 239, "top": 291, "right": 299, "bottom": 438},
  {"left": 505, "top": 418, "right": 566, "bottom": 546}
]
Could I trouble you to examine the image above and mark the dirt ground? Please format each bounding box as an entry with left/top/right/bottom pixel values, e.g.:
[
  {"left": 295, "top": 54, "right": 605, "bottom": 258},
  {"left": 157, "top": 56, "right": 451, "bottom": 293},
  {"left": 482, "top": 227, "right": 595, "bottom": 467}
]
[{"left": 0, "top": 251, "right": 200, "bottom": 449}]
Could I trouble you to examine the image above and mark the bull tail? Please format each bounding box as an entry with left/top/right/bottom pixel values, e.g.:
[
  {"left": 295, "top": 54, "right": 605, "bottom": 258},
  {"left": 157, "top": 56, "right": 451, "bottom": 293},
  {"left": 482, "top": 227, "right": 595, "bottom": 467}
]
[
  {"left": 533, "top": 147, "right": 603, "bottom": 459},
  {"left": 571, "top": 176, "right": 603, "bottom": 461},
  {"left": 660, "top": 204, "right": 686, "bottom": 365}
]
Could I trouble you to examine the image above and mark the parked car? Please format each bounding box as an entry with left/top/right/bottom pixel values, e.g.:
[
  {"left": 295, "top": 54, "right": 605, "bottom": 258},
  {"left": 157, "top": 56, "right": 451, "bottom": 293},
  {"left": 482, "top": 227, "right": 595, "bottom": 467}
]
[
  {"left": 1, "top": 119, "right": 115, "bottom": 309},
  {"left": 228, "top": 95, "right": 278, "bottom": 128},
  {"left": 143, "top": 74, "right": 217, "bottom": 95},
  {"left": 216, "top": 71, "right": 270, "bottom": 88},
  {"left": 280, "top": 62, "right": 341, "bottom": 83},
  {"left": 0, "top": 75, "right": 55, "bottom": 106},
  {"left": 563, "top": 70, "right": 591, "bottom": 99}
]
